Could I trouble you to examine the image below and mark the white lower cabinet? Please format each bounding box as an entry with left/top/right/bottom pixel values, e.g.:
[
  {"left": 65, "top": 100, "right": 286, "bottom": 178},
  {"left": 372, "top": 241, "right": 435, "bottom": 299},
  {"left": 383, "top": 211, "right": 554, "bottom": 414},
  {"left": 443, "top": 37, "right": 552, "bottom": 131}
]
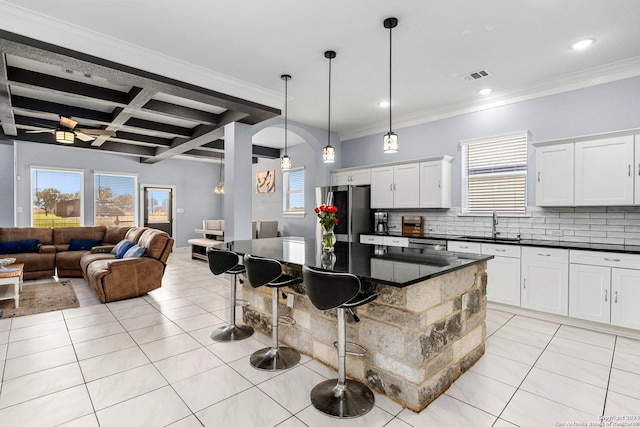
[
  {"left": 569, "top": 250, "right": 640, "bottom": 329},
  {"left": 569, "top": 264, "right": 610, "bottom": 323},
  {"left": 611, "top": 268, "right": 640, "bottom": 329},
  {"left": 482, "top": 244, "right": 521, "bottom": 306},
  {"left": 521, "top": 247, "right": 569, "bottom": 315}
]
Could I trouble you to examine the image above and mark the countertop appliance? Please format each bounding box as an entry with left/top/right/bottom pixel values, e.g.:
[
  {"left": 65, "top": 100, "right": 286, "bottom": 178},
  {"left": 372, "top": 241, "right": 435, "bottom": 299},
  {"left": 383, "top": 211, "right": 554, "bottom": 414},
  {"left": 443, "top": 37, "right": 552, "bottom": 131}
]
[
  {"left": 316, "top": 185, "right": 372, "bottom": 242},
  {"left": 375, "top": 212, "right": 388, "bottom": 233}
]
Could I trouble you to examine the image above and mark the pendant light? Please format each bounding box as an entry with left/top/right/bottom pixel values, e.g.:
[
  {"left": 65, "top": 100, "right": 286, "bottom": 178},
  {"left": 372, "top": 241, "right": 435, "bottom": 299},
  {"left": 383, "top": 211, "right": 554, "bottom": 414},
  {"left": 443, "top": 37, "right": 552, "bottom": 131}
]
[
  {"left": 323, "top": 50, "right": 336, "bottom": 163},
  {"left": 213, "top": 160, "right": 224, "bottom": 194},
  {"left": 383, "top": 17, "right": 399, "bottom": 153},
  {"left": 280, "top": 74, "right": 292, "bottom": 170}
]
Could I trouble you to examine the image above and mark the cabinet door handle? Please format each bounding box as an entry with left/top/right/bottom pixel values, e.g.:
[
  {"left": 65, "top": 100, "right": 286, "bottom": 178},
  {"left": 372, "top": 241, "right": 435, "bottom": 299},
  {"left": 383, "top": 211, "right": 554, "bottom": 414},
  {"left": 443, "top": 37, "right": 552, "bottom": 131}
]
[
  {"left": 604, "top": 258, "right": 621, "bottom": 262},
  {"left": 629, "top": 164, "right": 631, "bottom": 177},
  {"left": 393, "top": 183, "right": 397, "bottom": 190},
  {"left": 614, "top": 291, "right": 618, "bottom": 304},
  {"left": 390, "top": 184, "right": 393, "bottom": 191},
  {"left": 638, "top": 164, "right": 640, "bottom": 176},
  {"left": 538, "top": 253, "right": 551, "bottom": 257},
  {"left": 495, "top": 249, "right": 506, "bottom": 252},
  {"left": 523, "top": 278, "right": 526, "bottom": 289},
  {"left": 438, "top": 180, "right": 441, "bottom": 189},
  {"left": 537, "top": 171, "right": 540, "bottom": 182},
  {"left": 604, "top": 289, "right": 608, "bottom": 302},
  {"left": 459, "top": 245, "right": 469, "bottom": 249}
]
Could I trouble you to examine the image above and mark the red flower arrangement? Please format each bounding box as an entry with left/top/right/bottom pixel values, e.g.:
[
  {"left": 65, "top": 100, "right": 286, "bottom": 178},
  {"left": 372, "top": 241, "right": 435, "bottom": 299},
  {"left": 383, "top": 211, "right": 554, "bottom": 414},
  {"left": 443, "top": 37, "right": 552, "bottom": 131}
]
[{"left": 315, "top": 204, "right": 339, "bottom": 230}]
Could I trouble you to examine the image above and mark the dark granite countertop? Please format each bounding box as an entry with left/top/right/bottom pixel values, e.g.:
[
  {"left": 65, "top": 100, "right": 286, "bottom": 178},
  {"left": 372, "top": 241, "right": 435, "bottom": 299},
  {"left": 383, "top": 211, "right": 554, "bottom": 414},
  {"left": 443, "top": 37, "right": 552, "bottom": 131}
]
[
  {"left": 216, "top": 237, "right": 492, "bottom": 288},
  {"left": 361, "top": 231, "right": 640, "bottom": 254}
]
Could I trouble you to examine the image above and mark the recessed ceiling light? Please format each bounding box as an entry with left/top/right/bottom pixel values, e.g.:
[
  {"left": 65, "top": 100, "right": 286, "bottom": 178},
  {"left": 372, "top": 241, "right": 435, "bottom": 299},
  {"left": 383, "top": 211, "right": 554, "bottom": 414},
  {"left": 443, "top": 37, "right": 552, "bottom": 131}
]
[
  {"left": 478, "top": 88, "right": 493, "bottom": 95},
  {"left": 378, "top": 100, "right": 390, "bottom": 108},
  {"left": 570, "top": 39, "right": 594, "bottom": 50}
]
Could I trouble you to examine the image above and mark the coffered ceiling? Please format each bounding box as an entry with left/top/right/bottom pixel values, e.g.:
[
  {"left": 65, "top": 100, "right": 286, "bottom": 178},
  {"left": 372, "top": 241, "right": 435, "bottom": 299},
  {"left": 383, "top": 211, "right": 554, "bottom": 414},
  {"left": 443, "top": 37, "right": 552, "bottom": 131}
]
[
  {"left": 1, "top": 0, "right": 640, "bottom": 161},
  {"left": 0, "top": 30, "right": 281, "bottom": 163}
]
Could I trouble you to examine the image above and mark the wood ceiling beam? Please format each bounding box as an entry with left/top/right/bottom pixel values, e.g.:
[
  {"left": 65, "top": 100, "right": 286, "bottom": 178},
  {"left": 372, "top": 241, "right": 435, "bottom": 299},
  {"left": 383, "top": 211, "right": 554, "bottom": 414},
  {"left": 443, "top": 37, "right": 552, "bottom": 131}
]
[
  {"left": 91, "top": 87, "right": 157, "bottom": 147},
  {"left": 142, "top": 110, "right": 248, "bottom": 164},
  {"left": 0, "top": 53, "right": 17, "bottom": 136},
  {"left": 6, "top": 67, "right": 129, "bottom": 105},
  {"left": 12, "top": 95, "right": 113, "bottom": 123},
  {"left": 142, "top": 99, "right": 217, "bottom": 125}
]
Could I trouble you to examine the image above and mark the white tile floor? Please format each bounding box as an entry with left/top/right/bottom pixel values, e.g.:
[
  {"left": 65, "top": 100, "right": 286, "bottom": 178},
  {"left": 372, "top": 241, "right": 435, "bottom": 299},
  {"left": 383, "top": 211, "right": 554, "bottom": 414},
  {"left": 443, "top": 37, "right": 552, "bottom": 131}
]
[{"left": 0, "top": 250, "right": 639, "bottom": 426}]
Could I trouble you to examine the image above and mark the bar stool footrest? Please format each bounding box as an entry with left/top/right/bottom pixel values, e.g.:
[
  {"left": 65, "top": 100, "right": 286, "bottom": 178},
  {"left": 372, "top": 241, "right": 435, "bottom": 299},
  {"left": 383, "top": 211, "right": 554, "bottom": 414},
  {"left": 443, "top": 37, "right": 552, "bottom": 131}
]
[
  {"left": 278, "top": 314, "right": 296, "bottom": 327},
  {"left": 235, "top": 298, "right": 250, "bottom": 307},
  {"left": 333, "top": 340, "right": 367, "bottom": 357}
]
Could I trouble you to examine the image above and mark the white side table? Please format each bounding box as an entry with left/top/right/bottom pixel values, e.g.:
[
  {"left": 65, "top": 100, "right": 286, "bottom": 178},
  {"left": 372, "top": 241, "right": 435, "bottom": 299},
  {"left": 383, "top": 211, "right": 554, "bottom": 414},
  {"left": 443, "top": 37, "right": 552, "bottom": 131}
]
[{"left": 0, "top": 263, "right": 24, "bottom": 308}]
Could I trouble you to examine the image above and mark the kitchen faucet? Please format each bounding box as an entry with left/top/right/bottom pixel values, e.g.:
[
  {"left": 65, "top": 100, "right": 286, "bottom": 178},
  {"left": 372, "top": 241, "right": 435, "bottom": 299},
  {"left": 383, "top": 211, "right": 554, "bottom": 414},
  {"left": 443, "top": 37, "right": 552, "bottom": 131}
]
[{"left": 492, "top": 211, "right": 500, "bottom": 239}]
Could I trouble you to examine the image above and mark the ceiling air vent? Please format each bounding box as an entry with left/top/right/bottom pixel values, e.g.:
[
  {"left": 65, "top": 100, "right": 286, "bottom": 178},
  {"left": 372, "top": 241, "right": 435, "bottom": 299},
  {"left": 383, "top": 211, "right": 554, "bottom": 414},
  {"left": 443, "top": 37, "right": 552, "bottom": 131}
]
[{"left": 463, "top": 69, "right": 490, "bottom": 82}]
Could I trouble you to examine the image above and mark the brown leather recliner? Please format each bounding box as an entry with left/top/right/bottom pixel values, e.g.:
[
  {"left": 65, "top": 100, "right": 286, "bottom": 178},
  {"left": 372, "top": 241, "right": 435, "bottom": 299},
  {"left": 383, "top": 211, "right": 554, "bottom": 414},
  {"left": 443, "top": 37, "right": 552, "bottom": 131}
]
[{"left": 81, "top": 227, "right": 174, "bottom": 303}]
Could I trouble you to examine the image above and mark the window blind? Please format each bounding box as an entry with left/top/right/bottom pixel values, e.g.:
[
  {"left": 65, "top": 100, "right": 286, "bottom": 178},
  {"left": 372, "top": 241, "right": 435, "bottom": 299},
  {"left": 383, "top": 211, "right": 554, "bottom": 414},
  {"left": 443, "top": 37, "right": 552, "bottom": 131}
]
[
  {"left": 95, "top": 173, "right": 137, "bottom": 226},
  {"left": 461, "top": 133, "right": 528, "bottom": 215},
  {"left": 283, "top": 168, "right": 305, "bottom": 212}
]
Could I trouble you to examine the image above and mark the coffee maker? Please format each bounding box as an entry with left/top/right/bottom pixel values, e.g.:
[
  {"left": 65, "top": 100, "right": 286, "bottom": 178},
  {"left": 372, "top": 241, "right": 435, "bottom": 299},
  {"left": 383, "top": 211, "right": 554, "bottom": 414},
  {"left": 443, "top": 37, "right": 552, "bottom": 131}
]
[{"left": 374, "top": 212, "right": 388, "bottom": 234}]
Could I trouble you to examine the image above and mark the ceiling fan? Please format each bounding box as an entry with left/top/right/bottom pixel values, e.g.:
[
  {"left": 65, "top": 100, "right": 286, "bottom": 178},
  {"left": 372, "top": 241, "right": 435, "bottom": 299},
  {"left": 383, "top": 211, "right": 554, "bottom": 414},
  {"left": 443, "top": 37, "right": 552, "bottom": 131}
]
[{"left": 26, "top": 116, "right": 116, "bottom": 144}]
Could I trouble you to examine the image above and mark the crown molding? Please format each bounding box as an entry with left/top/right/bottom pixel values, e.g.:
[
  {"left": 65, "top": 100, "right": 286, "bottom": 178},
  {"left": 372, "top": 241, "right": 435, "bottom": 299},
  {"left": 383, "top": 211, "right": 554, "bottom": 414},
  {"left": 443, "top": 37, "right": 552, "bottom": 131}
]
[
  {"left": 340, "top": 56, "right": 640, "bottom": 142},
  {"left": 0, "top": 2, "right": 282, "bottom": 109}
]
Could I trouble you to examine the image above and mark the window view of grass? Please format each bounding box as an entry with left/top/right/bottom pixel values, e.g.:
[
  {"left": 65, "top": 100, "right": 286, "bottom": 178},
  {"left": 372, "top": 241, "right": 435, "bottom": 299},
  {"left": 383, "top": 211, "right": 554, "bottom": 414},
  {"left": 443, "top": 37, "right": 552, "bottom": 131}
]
[{"left": 32, "top": 168, "right": 83, "bottom": 228}]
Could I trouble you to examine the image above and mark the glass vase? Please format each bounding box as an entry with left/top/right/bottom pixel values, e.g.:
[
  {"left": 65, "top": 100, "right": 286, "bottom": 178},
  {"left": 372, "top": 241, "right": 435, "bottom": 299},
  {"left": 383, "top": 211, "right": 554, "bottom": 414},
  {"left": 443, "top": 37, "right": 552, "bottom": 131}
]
[{"left": 322, "top": 227, "right": 335, "bottom": 252}]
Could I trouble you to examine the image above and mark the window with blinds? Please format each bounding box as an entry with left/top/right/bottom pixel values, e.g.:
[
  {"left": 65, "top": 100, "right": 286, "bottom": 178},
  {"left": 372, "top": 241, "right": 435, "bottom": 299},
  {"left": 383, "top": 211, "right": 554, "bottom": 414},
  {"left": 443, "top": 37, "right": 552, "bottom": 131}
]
[
  {"left": 283, "top": 167, "right": 305, "bottom": 213},
  {"left": 461, "top": 132, "right": 528, "bottom": 215},
  {"left": 95, "top": 172, "right": 137, "bottom": 227}
]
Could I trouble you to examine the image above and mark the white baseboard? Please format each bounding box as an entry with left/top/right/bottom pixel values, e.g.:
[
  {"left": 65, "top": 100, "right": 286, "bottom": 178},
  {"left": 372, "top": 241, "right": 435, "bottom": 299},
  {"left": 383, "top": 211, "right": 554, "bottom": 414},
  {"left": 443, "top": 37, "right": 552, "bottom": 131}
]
[{"left": 488, "top": 301, "right": 640, "bottom": 340}]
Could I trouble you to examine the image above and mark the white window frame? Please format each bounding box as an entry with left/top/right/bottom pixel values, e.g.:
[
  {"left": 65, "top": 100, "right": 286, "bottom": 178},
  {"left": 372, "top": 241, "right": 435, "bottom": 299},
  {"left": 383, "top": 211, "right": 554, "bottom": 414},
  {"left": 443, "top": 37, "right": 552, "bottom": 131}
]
[
  {"left": 94, "top": 171, "right": 138, "bottom": 227},
  {"left": 282, "top": 167, "right": 305, "bottom": 217},
  {"left": 30, "top": 166, "right": 84, "bottom": 227},
  {"left": 461, "top": 132, "right": 528, "bottom": 216}
]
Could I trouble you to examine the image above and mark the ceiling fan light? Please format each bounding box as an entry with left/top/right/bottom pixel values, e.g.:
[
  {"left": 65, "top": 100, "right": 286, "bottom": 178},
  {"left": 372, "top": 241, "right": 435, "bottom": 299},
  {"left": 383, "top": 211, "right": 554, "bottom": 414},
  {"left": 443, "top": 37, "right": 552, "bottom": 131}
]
[
  {"left": 383, "top": 132, "right": 398, "bottom": 153},
  {"left": 55, "top": 130, "right": 75, "bottom": 144},
  {"left": 323, "top": 145, "right": 336, "bottom": 163},
  {"left": 281, "top": 154, "right": 292, "bottom": 170}
]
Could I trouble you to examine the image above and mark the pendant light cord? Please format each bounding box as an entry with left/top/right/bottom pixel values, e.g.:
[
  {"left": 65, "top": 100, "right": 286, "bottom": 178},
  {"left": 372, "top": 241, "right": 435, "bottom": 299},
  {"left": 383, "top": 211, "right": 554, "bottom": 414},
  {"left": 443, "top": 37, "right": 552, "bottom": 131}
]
[
  {"left": 327, "top": 56, "right": 332, "bottom": 147},
  {"left": 389, "top": 23, "right": 393, "bottom": 133},
  {"left": 284, "top": 77, "right": 288, "bottom": 155}
]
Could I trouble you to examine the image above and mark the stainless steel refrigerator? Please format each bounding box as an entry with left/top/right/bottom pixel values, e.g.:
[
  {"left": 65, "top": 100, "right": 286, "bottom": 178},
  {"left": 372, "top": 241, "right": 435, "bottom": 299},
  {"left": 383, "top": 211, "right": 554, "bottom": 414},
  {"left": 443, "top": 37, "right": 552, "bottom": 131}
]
[{"left": 315, "top": 185, "right": 372, "bottom": 242}]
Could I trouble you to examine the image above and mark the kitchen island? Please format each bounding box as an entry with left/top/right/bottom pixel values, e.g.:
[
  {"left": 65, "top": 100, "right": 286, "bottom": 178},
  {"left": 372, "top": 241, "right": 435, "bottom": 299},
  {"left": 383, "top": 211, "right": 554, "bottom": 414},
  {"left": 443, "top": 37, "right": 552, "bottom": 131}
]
[{"left": 219, "top": 237, "right": 492, "bottom": 412}]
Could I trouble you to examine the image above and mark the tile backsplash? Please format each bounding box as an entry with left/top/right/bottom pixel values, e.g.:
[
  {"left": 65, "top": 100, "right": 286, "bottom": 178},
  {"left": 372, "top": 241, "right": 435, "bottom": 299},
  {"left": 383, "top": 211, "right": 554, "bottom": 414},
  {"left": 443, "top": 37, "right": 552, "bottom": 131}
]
[{"left": 387, "top": 206, "right": 640, "bottom": 246}]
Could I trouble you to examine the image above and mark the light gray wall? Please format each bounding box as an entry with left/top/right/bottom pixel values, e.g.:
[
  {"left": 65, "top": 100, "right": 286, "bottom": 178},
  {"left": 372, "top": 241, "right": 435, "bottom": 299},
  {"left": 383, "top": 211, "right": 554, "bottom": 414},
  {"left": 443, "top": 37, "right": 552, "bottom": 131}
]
[
  {"left": 342, "top": 75, "right": 640, "bottom": 206},
  {"left": 0, "top": 141, "right": 14, "bottom": 226},
  {"left": 10, "top": 141, "right": 220, "bottom": 247},
  {"left": 252, "top": 140, "right": 321, "bottom": 238}
]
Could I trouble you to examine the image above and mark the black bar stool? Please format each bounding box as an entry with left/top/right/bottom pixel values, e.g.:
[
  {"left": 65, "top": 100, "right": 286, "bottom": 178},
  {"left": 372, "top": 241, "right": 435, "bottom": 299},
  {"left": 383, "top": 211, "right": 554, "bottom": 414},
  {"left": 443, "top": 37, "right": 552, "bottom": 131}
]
[
  {"left": 302, "top": 265, "right": 377, "bottom": 418},
  {"left": 244, "top": 254, "right": 302, "bottom": 371},
  {"left": 207, "top": 247, "right": 254, "bottom": 342}
]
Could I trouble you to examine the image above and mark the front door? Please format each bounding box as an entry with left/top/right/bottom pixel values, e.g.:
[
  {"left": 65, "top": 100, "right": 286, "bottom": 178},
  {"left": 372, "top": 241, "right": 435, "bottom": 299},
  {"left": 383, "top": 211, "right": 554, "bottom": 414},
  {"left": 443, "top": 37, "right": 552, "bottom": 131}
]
[{"left": 142, "top": 186, "right": 173, "bottom": 236}]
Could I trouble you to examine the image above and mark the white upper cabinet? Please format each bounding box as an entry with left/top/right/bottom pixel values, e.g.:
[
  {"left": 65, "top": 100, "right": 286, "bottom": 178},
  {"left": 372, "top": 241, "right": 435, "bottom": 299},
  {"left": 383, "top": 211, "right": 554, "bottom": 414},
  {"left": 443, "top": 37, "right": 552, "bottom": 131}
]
[
  {"left": 371, "top": 163, "right": 420, "bottom": 209},
  {"left": 574, "top": 135, "right": 634, "bottom": 206},
  {"left": 635, "top": 135, "right": 640, "bottom": 204},
  {"left": 535, "top": 144, "right": 574, "bottom": 206},
  {"left": 331, "top": 168, "right": 371, "bottom": 186},
  {"left": 419, "top": 158, "right": 452, "bottom": 208},
  {"left": 370, "top": 166, "right": 395, "bottom": 208}
]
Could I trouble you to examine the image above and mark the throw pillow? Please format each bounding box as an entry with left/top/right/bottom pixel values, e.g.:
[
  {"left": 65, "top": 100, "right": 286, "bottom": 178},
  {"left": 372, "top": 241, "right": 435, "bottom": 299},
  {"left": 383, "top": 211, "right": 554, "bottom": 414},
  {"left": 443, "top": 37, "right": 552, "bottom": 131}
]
[
  {"left": 112, "top": 239, "right": 135, "bottom": 259},
  {"left": 123, "top": 244, "right": 146, "bottom": 258},
  {"left": 68, "top": 239, "right": 102, "bottom": 251},
  {"left": 0, "top": 239, "right": 39, "bottom": 255}
]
